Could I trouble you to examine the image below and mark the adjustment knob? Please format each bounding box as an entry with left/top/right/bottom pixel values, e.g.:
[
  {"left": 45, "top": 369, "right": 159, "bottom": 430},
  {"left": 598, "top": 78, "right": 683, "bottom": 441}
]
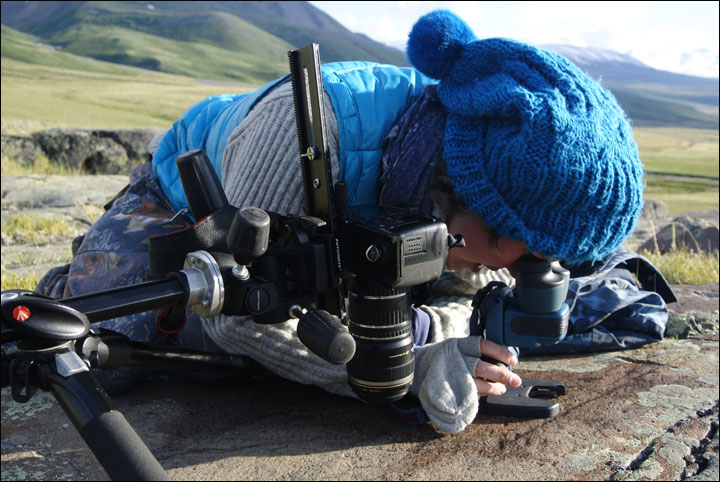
[
  {"left": 226, "top": 207, "right": 271, "bottom": 266},
  {"left": 292, "top": 307, "right": 356, "bottom": 365}
]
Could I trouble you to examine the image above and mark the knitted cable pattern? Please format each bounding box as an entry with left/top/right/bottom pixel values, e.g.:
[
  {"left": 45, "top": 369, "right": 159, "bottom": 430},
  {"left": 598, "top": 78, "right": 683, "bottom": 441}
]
[{"left": 407, "top": 10, "right": 645, "bottom": 264}]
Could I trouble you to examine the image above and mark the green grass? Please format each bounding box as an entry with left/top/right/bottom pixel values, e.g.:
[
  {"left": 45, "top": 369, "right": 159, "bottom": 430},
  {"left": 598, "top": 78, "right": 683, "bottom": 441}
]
[
  {"left": 630, "top": 127, "right": 719, "bottom": 216},
  {"left": 0, "top": 271, "right": 42, "bottom": 292},
  {"left": 644, "top": 175, "right": 719, "bottom": 216},
  {"left": 46, "top": 21, "right": 290, "bottom": 83},
  {"left": 2, "top": 12, "right": 291, "bottom": 84},
  {"left": 639, "top": 249, "right": 719, "bottom": 285},
  {"left": 1, "top": 25, "right": 261, "bottom": 129},
  {"left": 0, "top": 249, "right": 72, "bottom": 291},
  {"left": 2, "top": 214, "right": 78, "bottom": 244},
  {"left": 0, "top": 214, "right": 77, "bottom": 290},
  {"left": 634, "top": 127, "right": 719, "bottom": 179},
  {"left": 1, "top": 57, "right": 259, "bottom": 128},
  {"left": 1, "top": 153, "right": 83, "bottom": 176}
]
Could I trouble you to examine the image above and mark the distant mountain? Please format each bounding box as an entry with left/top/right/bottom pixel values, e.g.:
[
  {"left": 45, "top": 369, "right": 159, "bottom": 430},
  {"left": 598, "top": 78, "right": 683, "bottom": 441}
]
[
  {"left": 1, "top": 1, "right": 717, "bottom": 129},
  {"left": 544, "top": 45, "right": 718, "bottom": 129},
  {"left": 0, "top": 0, "right": 407, "bottom": 84}
]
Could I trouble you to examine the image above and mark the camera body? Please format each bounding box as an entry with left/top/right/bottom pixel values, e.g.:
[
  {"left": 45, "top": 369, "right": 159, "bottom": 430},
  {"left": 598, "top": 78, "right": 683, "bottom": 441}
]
[
  {"left": 341, "top": 205, "right": 448, "bottom": 289},
  {"left": 470, "top": 257, "right": 570, "bottom": 349}
]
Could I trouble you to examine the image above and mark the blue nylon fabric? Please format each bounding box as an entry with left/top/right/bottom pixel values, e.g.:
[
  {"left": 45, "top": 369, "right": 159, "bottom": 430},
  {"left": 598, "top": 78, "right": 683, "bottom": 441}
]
[
  {"left": 152, "top": 77, "right": 286, "bottom": 214},
  {"left": 321, "top": 62, "right": 436, "bottom": 206},
  {"left": 152, "top": 62, "right": 436, "bottom": 214}
]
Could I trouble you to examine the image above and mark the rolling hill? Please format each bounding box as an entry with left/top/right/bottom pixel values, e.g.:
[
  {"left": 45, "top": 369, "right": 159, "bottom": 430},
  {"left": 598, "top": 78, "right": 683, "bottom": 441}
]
[
  {"left": 0, "top": 0, "right": 406, "bottom": 84},
  {"left": 545, "top": 45, "right": 718, "bottom": 130},
  {"left": 1, "top": 0, "right": 717, "bottom": 129}
]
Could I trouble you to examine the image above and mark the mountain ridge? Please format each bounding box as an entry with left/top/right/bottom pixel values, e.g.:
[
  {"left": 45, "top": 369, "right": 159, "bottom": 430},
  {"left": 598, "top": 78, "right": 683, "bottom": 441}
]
[{"left": 1, "top": 0, "right": 717, "bottom": 129}]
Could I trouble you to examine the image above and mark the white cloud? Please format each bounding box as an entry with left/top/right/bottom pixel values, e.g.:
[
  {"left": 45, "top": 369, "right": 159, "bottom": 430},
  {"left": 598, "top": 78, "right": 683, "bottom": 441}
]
[
  {"left": 337, "top": 13, "right": 358, "bottom": 31},
  {"left": 445, "top": 1, "right": 486, "bottom": 26},
  {"left": 367, "top": 15, "right": 407, "bottom": 45},
  {"left": 310, "top": 1, "right": 719, "bottom": 78}
]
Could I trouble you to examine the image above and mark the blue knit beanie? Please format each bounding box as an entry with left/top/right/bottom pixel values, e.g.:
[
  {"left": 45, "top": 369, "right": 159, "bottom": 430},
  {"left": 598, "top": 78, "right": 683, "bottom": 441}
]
[{"left": 407, "top": 10, "right": 644, "bottom": 264}]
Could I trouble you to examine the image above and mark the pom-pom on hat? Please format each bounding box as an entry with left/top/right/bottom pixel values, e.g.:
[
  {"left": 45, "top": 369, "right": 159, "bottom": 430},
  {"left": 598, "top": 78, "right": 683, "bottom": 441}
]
[{"left": 407, "top": 10, "right": 644, "bottom": 264}]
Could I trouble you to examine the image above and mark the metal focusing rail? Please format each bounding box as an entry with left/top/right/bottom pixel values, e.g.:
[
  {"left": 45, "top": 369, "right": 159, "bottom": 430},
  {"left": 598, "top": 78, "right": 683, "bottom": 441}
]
[{"left": 288, "top": 43, "right": 345, "bottom": 317}]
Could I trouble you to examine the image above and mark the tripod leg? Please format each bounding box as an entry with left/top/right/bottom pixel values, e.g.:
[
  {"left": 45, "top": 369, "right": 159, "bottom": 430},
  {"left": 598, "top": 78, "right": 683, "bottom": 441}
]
[{"left": 47, "top": 351, "right": 170, "bottom": 481}]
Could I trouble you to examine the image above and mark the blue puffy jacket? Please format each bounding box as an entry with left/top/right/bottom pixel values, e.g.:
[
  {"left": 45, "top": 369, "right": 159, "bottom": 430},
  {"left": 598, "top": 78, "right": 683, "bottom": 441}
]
[{"left": 152, "top": 62, "right": 436, "bottom": 213}]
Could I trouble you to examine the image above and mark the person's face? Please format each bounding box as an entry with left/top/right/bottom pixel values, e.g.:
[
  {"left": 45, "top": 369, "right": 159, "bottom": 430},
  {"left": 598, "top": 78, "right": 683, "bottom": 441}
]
[{"left": 445, "top": 211, "right": 534, "bottom": 276}]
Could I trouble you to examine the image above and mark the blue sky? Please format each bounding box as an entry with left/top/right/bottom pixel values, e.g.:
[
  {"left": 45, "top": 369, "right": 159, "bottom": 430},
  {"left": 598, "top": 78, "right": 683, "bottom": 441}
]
[{"left": 310, "top": 1, "right": 719, "bottom": 79}]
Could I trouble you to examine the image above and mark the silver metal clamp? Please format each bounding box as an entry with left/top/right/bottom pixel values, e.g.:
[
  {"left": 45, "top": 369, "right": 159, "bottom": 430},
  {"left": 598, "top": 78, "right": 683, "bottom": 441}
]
[{"left": 182, "top": 250, "right": 225, "bottom": 317}]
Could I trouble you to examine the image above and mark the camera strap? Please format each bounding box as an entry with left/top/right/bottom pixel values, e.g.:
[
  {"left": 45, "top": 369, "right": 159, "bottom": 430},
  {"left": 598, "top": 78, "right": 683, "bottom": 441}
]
[
  {"left": 148, "top": 205, "right": 236, "bottom": 277},
  {"left": 469, "top": 280, "right": 507, "bottom": 337}
]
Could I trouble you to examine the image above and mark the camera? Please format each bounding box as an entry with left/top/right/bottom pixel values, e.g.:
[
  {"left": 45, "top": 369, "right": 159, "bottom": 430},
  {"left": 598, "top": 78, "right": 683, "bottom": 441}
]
[
  {"left": 340, "top": 206, "right": 449, "bottom": 403},
  {"left": 288, "top": 44, "right": 452, "bottom": 404}
]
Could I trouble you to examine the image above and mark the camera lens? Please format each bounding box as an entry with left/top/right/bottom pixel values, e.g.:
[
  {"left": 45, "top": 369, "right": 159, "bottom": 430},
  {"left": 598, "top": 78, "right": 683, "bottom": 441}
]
[
  {"left": 345, "top": 277, "right": 414, "bottom": 404},
  {"left": 513, "top": 256, "right": 567, "bottom": 313}
]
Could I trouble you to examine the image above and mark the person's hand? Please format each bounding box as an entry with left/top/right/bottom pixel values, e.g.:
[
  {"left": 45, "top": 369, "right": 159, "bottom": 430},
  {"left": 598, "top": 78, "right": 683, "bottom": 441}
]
[
  {"left": 409, "top": 335, "right": 522, "bottom": 432},
  {"left": 467, "top": 338, "right": 522, "bottom": 396}
]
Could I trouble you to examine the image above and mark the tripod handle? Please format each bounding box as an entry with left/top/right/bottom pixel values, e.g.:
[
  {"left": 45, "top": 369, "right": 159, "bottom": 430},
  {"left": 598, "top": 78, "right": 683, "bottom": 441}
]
[
  {"left": 176, "top": 149, "right": 229, "bottom": 221},
  {"left": 79, "top": 409, "right": 170, "bottom": 481},
  {"left": 43, "top": 352, "right": 171, "bottom": 480}
]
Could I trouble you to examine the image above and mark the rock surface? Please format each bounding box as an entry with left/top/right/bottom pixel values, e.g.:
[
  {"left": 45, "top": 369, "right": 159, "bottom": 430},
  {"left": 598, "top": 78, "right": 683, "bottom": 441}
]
[
  {"left": 2, "top": 331, "right": 717, "bottom": 481},
  {"left": 638, "top": 216, "right": 719, "bottom": 255},
  {"left": 626, "top": 200, "right": 719, "bottom": 255},
  {"left": 2, "top": 127, "right": 165, "bottom": 174},
  {"left": 1, "top": 174, "right": 718, "bottom": 481},
  {"left": 1, "top": 174, "right": 129, "bottom": 279}
]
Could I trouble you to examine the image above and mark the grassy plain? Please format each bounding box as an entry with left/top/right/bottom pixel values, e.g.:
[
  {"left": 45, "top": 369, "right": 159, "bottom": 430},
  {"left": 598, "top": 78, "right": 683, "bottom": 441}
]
[
  {"left": 1, "top": 33, "right": 718, "bottom": 288},
  {"left": 1, "top": 57, "right": 257, "bottom": 129},
  {"left": 634, "top": 127, "right": 718, "bottom": 179},
  {"left": 1, "top": 24, "right": 259, "bottom": 130},
  {"left": 634, "top": 127, "right": 718, "bottom": 216}
]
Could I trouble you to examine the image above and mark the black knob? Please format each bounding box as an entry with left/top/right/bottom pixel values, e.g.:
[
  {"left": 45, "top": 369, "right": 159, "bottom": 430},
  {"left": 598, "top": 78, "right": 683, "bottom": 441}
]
[
  {"left": 226, "top": 207, "right": 271, "bottom": 266},
  {"left": 176, "top": 149, "right": 229, "bottom": 220},
  {"left": 295, "top": 308, "right": 356, "bottom": 365}
]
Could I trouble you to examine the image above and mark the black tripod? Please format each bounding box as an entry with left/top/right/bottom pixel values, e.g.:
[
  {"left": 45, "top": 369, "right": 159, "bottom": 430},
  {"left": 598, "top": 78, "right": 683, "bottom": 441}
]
[
  {"left": 2, "top": 200, "right": 355, "bottom": 480},
  {"left": 2, "top": 275, "right": 263, "bottom": 480}
]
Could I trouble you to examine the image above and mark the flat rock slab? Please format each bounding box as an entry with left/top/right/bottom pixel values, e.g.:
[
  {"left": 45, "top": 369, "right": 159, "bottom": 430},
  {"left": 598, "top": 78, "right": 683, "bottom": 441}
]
[
  {"left": 2, "top": 332, "right": 717, "bottom": 480},
  {"left": 1, "top": 174, "right": 128, "bottom": 211},
  {"left": 2, "top": 175, "right": 718, "bottom": 480}
]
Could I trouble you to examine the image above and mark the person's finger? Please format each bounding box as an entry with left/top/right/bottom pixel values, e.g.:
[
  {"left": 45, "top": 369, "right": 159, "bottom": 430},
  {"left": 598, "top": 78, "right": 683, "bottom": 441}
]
[
  {"left": 473, "top": 378, "right": 507, "bottom": 396},
  {"left": 474, "top": 360, "right": 522, "bottom": 387},
  {"left": 479, "top": 338, "right": 518, "bottom": 366}
]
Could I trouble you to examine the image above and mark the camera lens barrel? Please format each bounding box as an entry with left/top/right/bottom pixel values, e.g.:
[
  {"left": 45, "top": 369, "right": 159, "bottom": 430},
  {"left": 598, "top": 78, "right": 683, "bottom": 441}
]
[{"left": 345, "top": 277, "right": 414, "bottom": 404}]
